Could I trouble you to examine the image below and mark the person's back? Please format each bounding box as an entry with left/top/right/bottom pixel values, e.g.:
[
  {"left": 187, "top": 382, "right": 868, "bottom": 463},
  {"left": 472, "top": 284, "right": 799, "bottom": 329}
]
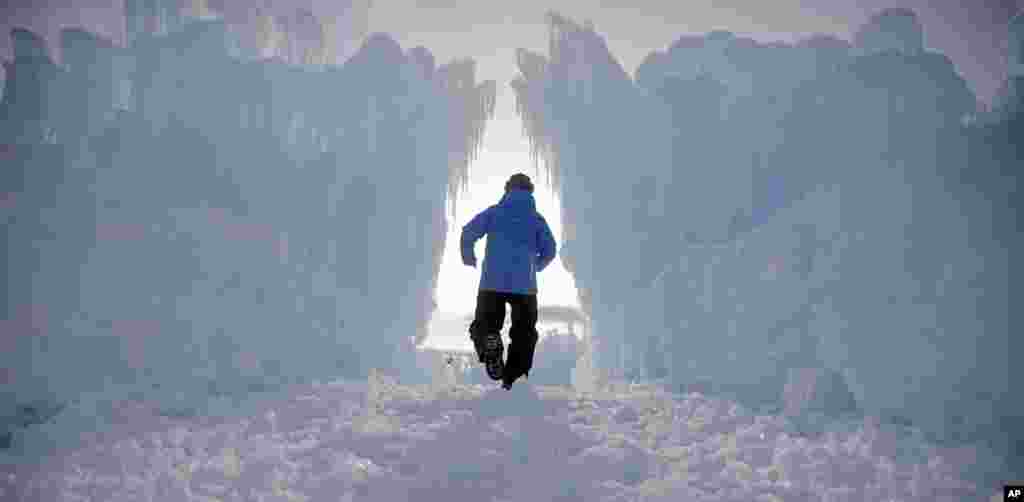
[{"left": 461, "top": 173, "right": 556, "bottom": 389}]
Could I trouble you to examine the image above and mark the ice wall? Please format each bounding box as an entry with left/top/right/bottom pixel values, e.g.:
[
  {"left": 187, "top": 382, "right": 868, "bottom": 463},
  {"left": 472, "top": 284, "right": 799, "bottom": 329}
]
[
  {"left": 513, "top": 9, "right": 1021, "bottom": 468},
  {"left": 0, "top": 16, "right": 495, "bottom": 448}
]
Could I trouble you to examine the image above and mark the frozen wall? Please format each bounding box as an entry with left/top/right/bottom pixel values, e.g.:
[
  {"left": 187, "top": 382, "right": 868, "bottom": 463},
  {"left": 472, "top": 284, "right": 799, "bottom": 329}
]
[
  {"left": 1, "top": 15, "right": 495, "bottom": 453},
  {"left": 513, "top": 9, "right": 1021, "bottom": 469}
]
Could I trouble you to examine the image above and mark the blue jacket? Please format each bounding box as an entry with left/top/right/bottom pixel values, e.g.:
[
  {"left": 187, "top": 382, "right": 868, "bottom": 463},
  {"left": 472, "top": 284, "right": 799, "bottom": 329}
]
[{"left": 461, "top": 188, "right": 557, "bottom": 295}]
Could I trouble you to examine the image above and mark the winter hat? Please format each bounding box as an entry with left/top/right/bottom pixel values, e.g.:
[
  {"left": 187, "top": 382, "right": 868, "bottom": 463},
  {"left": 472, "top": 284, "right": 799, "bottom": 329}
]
[{"left": 505, "top": 173, "right": 534, "bottom": 193}]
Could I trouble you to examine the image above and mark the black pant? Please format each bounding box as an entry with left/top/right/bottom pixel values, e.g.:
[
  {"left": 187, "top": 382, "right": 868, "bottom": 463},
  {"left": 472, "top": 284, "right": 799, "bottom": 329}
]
[{"left": 469, "top": 289, "right": 539, "bottom": 383}]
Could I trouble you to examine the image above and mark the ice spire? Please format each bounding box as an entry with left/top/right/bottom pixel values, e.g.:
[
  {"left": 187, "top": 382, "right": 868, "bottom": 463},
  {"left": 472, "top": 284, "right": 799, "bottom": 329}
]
[
  {"left": 256, "top": 13, "right": 281, "bottom": 59},
  {"left": 366, "top": 367, "right": 381, "bottom": 418},
  {"left": 318, "top": 15, "right": 337, "bottom": 66},
  {"left": 188, "top": 0, "right": 211, "bottom": 20},
  {"left": 514, "top": 12, "right": 610, "bottom": 195},
  {"left": 356, "top": 368, "right": 398, "bottom": 434},
  {"left": 432, "top": 351, "right": 458, "bottom": 397},
  {"left": 572, "top": 329, "right": 596, "bottom": 397},
  {"left": 519, "top": 11, "right": 593, "bottom": 193}
]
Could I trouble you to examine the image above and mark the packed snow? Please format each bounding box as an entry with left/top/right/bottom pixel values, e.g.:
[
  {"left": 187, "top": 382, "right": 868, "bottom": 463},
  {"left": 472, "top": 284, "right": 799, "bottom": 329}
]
[{"left": 0, "top": 364, "right": 1007, "bottom": 501}]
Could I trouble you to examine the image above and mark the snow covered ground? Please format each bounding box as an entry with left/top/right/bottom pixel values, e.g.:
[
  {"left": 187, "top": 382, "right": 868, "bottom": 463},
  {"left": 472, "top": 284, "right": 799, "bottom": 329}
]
[{"left": 0, "top": 370, "right": 1009, "bottom": 502}]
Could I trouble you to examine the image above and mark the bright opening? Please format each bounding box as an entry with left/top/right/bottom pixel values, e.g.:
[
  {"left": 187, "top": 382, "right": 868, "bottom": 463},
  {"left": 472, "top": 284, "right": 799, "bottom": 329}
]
[{"left": 424, "top": 147, "right": 580, "bottom": 352}]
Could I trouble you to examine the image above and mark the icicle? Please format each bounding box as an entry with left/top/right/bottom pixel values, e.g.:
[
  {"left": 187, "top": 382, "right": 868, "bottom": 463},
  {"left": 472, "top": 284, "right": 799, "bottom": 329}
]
[
  {"left": 432, "top": 352, "right": 458, "bottom": 397},
  {"left": 509, "top": 14, "right": 595, "bottom": 202},
  {"left": 366, "top": 368, "right": 380, "bottom": 418},
  {"left": 221, "top": 444, "right": 243, "bottom": 479},
  {"left": 189, "top": 0, "right": 210, "bottom": 19},
  {"left": 572, "top": 330, "right": 596, "bottom": 397},
  {"left": 303, "top": 46, "right": 318, "bottom": 66},
  {"left": 318, "top": 15, "right": 336, "bottom": 65},
  {"left": 440, "top": 68, "right": 495, "bottom": 224},
  {"left": 257, "top": 14, "right": 278, "bottom": 58}
]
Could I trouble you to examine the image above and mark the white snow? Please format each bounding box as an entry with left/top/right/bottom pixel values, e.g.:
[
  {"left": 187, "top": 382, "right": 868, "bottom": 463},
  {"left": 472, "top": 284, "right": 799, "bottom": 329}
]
[{"left": 0, "top": 374, "right": 1006, "bottom": 501}]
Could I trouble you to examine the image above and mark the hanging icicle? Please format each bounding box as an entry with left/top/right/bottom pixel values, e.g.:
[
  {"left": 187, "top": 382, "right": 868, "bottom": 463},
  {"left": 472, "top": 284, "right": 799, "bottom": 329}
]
[
  {"left": 449, "top": 67, "right": 471, "bottom": 221},
  {"left": 512, "top": 12, "right": 604, "bottom": 196},
  {"left": 511, "top": 66, "right": 560, "bottom": 195},
  {"left": 321, "top": 16, "right": 336, "bottom": 65},
  {"left": 434, "top": 58, "right": 497, "bottom": 221},
  {"left": 437, "top": 64, "right": 456, "bottom": 218},
  {"left": 256, "top": 14, "right": 279, "bottom": 59},
  {"left": 188, "top": 0, "right": 210, "bottom": 19},
  {"left": 468, "top": 80, "right": 496, "bottom": 163}
]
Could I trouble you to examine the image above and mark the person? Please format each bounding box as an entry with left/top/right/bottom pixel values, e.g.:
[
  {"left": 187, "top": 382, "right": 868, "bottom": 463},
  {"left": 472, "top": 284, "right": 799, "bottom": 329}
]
[{"left": 461, "top": 173, "right": 557, "bottom": 390}]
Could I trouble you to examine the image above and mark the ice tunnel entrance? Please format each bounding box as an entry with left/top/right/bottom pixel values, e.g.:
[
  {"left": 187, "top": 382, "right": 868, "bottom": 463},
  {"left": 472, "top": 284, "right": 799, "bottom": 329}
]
[{"left": 424, "top": 140, "right": 584, "bottom": 353}]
